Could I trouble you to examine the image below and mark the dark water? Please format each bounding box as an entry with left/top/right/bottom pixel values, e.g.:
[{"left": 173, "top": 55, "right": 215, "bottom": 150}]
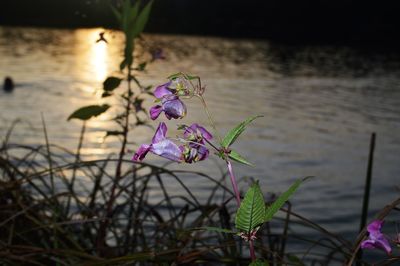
[{"left": 1, "top": 26, "right": 399, "bottom": 249}]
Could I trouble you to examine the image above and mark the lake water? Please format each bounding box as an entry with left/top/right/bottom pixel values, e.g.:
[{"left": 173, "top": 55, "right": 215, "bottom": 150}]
[{"left": 1, "top": 26, "right": 399, "bottom": 247}]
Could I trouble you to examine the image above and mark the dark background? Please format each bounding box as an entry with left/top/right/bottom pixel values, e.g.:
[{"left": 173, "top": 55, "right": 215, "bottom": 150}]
[{"left": 1, "top": 0, "right": 400, "bottom": 45}]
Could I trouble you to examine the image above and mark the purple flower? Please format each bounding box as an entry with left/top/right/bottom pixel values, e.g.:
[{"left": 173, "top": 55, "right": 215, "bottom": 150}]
[
  {"left": 183, "top": 123, "right": 213, "bottom": 142},
  {"left": 361, "top": 220, "right": 392, "bottom": 255},
  {"left": 149, "top": 82, "right": 187, "bottom": 120},
  {"left": 181, "top": 123, "right": 212, "bottom": 163},
  {"left": 151, "top": 48, "right": 166, "bottom": 61},
  {"left": 133, "top": 122, "right": 182, "bottom": 162}
]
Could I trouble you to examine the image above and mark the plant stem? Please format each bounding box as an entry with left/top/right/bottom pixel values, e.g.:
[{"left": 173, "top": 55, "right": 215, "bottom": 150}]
[
  {"left": 97, "top": 67, "right": 133, "bottom": 253},
  {"left": 249, "top": 239, "right": 256, "bottom": 261},
  {"left": 356, "top": 132, "right": 376, "bottom": 265},
  {"left": 194, "top": 76, "right": 258, "bottom": 261},
  {"left": 196, "top": 95, "right": 223, "bottom": 145},
  {"left": 41, "top": 113, "right": 59, "bottom": 266},
  {"left": 66, "top": 122, "right": 86, "bottom": 214},
  {"left": 226, "top": 160, "right": 241, "bottom": 206}
]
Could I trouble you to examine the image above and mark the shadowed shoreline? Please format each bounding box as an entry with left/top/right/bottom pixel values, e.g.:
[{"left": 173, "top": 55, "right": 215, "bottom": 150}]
[{"left": 1, "top": 0, "right": 400, "bottom": 47}]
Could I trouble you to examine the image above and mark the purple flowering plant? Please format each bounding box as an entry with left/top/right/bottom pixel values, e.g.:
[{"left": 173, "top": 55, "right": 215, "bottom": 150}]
[
  {"left": 360, "top": 219, "right": 400, "bottom": 256},
  {"left": 149, "top": 80, "right": 187, "bottom": 120},
  {"left": 133, "top": 72, "right": 307, "bottom": 263},
  {"left": 361, "top": 220, "right": 392, "bottom": 255}
]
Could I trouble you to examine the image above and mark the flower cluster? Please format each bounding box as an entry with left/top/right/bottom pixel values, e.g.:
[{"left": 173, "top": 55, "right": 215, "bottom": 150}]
[
  {"left": 361, "top": 220, "right": 392, "bottom": 255},
  {"left": 133, "top": 122, "right": 182, "bottom": 162},
  {"left": 133, "top": 77, "right": 212, "bottom": 164},
  {"left": 149, "top": 78, "right": 191, "bottom": 120},
  {"left": 181, "top": 123, "right": 212, "bottom": 163}
]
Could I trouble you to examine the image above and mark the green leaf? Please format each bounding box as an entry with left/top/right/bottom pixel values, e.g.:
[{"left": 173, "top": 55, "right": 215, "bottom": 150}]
[
  {"left": 249, "top": 259, "right": 270, "bottom": 266},
  {"left": 221, "top": 115, "right": 263, "bottom": 148},
  {"left": 103, "top": 77, "right": 122, "bottom": 92},
  {"left": 286, "top": 254, "right": 305, "bottom": 266},
  {"left": 136, "top": 62, "right": 147, "bottom": 71},
  {"left": 121, "top": 0, "right": 137, "bottom": 32},
  {"left": 167, "top": 72, "right": 199, "bottom": 80},
  {"left": 128, "top": 0, "right": 140, "bottom": 24},
  {"left": 167, "top": 72, "right": 181, "bottom": 80},
  {"left": 229, "top": 149, "right": 253, "bottom": 166},
  {"left": 176, "top": 124, "right": 188, "bottom": 130},
  {"left": 264, "top": 177, "right": 310, "bottom": 222},
  {"left": 131, "top": 0, "right": 153, "bottom": 38},
  {"left": 194, "top": 227, "right": 235, "bottom": 234},
  {"left": 124, "top": 1, "right": 140, "bottom": 36},
  {"left": 235, "top": 182, "right": 265, "bottom": 234},
  {"left": 110, "top": 5, "right": 121, "bottom": 22},
  {"left": 67, "top": 104, "right": 110, "bottom": 121},
  {"left": 120, "top": 58, "right": 127, "bottom": 71}
]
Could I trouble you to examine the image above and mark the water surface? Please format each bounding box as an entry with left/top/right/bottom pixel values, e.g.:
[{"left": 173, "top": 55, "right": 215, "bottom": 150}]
[{"left": 1, "top": 26, "right": 399, "bottom": 245}]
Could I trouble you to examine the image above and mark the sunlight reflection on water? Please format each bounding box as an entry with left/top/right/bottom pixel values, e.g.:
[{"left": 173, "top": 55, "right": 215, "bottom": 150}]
[{"left": 73, "top": 29, "right": 110, "bottom": 84}]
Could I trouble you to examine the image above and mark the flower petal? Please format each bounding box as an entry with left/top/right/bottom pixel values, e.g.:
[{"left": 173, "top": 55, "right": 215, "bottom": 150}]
[
  {"left": 197, "top": 125, "right": 213, "bottom": 140},
  {"left": 149, "top": 105, "right": 163, "bottom": 120},
  {"left": 367, "top": 220, "right": 383, "bottom": 237},
  {"left": 151, "top": 139, "right": 182, "bottom": 162},
  {"left": 184, "top": 123, "right": 212, "bottom": 140},
  {"left": 152, "top": 122, "right": 167, "bottom": 144},
  {"left": 361, "top": 239, "right": 377, "bottom": 250},
  {"left": 361, "top": 220, "right": 392, "bottom": 255},
  {"left": 163, "top": 98, "right": 187, "bottom": 119},
  {"left": 154, "top": 82, "right": 172, "bottom": 98},
  {"left": 375, "top": 235, "right": 392, "bottom": 254},
  {"left": 197, "top": 145, "right": 210, "bottom": 161},
  {"left": 132, "top": 144, "right": 151, "bottom": 161}
]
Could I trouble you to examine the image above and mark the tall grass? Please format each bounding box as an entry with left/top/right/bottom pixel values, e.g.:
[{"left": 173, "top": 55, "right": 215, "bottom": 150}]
[{"left": 0, "top": 120, "right": 372, "bottom": 265}]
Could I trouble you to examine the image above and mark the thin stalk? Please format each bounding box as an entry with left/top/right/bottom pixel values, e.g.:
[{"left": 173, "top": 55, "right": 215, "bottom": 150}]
[
  {"left": 196, "top": 95, "right": 223, "bottom": 144},
  {"left": 226, "top": 160, "right": 240, "bottom": 206},
  {"left": 40, "top": 114, "right": 59, "bottom": 266},
  {"left": 280, "top": 201, "right": 291, "bottom": 259},
  {"left": 249, "top": 240, "right": 256, "bottom": 261},
  {"left": 66, "top": 122, "right": 86, "bottom": 214},
  {"left": 40, "top": 113, "right": 54, "bottom": 194},
  {"left": 226, "top": 160, "right": 258, "bottom": 261},
  {"left": 356, "top": 132, "right": 376, "bottom": 264},
  {"left": 97, "top": 67, "right": 133, "bottom": 253}
]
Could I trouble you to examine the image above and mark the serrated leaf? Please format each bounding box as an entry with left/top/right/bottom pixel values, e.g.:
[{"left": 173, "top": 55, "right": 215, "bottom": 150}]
[
  {"left": 131, "top": 0, "right": 153, "bottom": 38},
  {"left": 194, "top": 227, "right": 235, "bottom": 234},
  {"left": 222, "top": 115, "right": 263, "bottom": 148},
  {"left": 229, "top": 149, "right": 253, "bottom": 166},
  {"left": 103, "top": 77, "right": 122, "bottom": 92},
  {"left": 235, "top": 182, "right": 265, "bottom": 233},
  {"left": 249, "top": 259, "right": 270, "bottom": 266},
  {"left": 264, "top": 177, "right": 309, "bottom": 222},
  {"left": 67, "top": 104, "right": 110, "bottom": 121}
]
